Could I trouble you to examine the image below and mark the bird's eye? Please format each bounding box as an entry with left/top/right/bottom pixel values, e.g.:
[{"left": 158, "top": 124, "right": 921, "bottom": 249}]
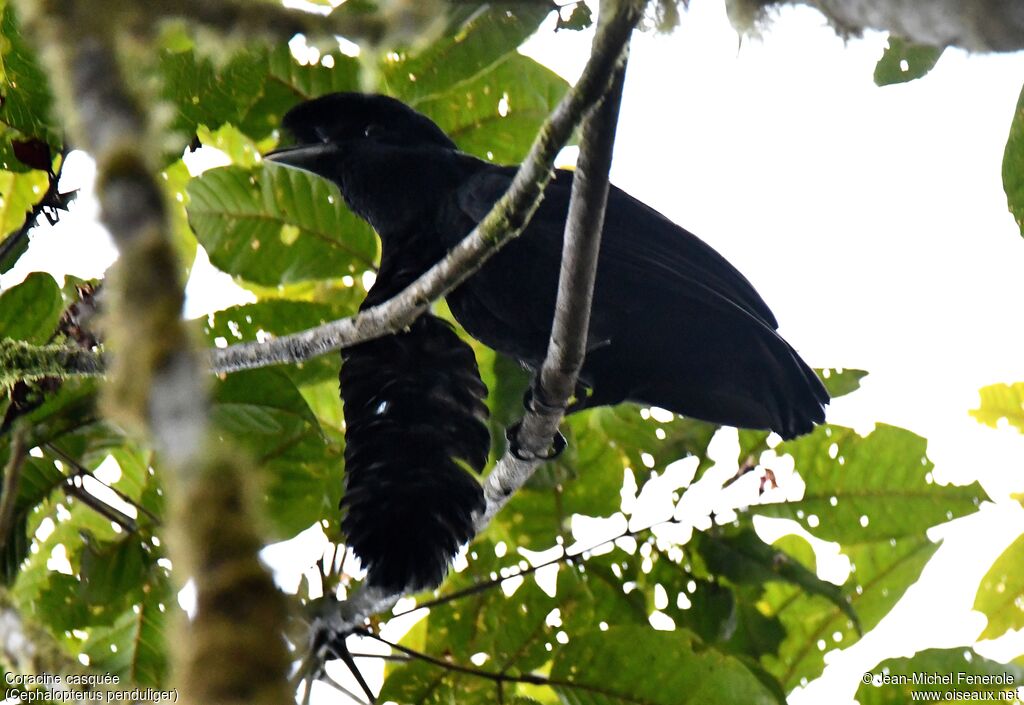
[
  {"left": 315, "top": 126, "right": 331, "bottom": 143},
  {"left": 364, "top": 124, "right": 384, "bottom": 138}
]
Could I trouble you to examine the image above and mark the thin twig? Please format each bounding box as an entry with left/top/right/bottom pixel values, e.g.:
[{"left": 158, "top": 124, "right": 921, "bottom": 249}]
[
  {"left": 365, "top": 631, "right": 549, "bottom": 686},
  {"left": 346, "top": 653, "right": 412, "bottom": 663},
  {"left": 365, "top": 630, "right": 656, "bottom": 702},
  {"left": 320, "top": 671, "right": 372, "bottom": 705},
  {"left": 393, "top": 513, "right": 681, "bottom": 620},
  {"left": 45, "top": 442, "right": 161, "bottom": 526}
]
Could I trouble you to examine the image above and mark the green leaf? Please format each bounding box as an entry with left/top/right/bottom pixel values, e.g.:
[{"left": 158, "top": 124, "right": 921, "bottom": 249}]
[
  {"left": 0, "top": 169, "right": 51, "bottom": 273},
  {"left": 971, "top": 382, "right": 1024, "bottom": 433},
  {"left": 480, "top": 347, "right": 531, "bottom": 461},
  {"left": 211, "top": 368, "right": 342, "bottom": 537},
  {"left": 0, "top": 380, "right": 105, "bottom": 585},
  {"left": 426, "top": 566, "right": 592, "bottom": 673},
  {"left": 694, "top": 528, "right": 858, "bottom": 632},
  {"left": 549, "top": 626, "right": 784, "bottom": 705},
  {"left": 413, "top": 54, "right": 569, "bottom": 164},
  {"left": 159, "top": 42, "right": 360, "bottom": 150},
  {"left": 380, "top": 5, "right": 552, "bottom": 105},
  {"left": 79, "top": 537, "right": 153, "bottom": 615},
  {"left": 13, "top": 495, "right": 128, "bottom": 626},
  {"left": 159, "top": 46, "right": 268, "bottom": 141},
  {"left": 873, "top": 37, "right": 943, "bottom": 86},
  {"left": 1003, "top": 82, "right": 1024, "bottom": 236},
  {"left": 974, "top": 533, "right": 1024, "bottom": 639},
  {"left": 1, "top": 456, "right": 64, "bottom": 584},
  {"left": 0, "top": 4, "right": 60, "bottom": 146},
  {"left": 187, "top": 164, "right": 378, "bottom": 286},
  {"left": 377, "top": 658, "right": 459, "bottom": 704},
  {"left": 758, "top": 424, "right": 988, "bottom": 543},
  {"left": 161, "top": 159, "right": 199, "bottom": 277},
  {"left": 762, "top": 534, "right": 939, "bottom": 689},
  {"left": 856, "top": 648, "right": 1024, "bottom": 705},
  {"left": 378, "top": 5, "right": 568, "bottom": 165},
  {"left": 259, "top": 44, "right": 361, "bottom": 102},
  {"left": 0, "top": 271, "right": 63, "bottom": 342},
  {"left": 82, "top": 574, "right": 174, "bottom": 686},
  {"left": 816, "top": 368, "right": 868, "bottom": 399}
]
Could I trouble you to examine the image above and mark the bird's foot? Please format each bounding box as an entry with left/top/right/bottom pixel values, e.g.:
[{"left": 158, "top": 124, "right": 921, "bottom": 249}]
[
  {"left": 505, "top": 421, "right": 567, "bottom": 461},
  {"left": 508, "top": 381, "right": 569, "bottom": 461}
]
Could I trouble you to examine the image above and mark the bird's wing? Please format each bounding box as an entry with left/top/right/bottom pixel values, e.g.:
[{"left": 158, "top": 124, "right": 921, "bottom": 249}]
[{"left": 454, "top": 167, "right": 780, "bottom": 331}]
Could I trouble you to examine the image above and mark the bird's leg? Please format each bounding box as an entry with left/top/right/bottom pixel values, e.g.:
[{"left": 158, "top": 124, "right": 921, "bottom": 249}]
[{"left": 507, "top": 378, "right": 568, "bottom": 461}]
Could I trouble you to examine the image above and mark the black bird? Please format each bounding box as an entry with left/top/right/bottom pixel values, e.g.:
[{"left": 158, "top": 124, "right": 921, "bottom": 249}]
[
  {"left": 266, "top": 92, "right": 828, "bottom": 588},
  {"left": 269, "top": 92, "right": 828, "bottom": 434}
]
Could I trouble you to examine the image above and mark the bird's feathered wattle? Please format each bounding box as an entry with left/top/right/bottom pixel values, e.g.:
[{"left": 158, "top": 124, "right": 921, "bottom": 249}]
[{"left": 339, "top": 249, "right": 489, "bottom": 591}]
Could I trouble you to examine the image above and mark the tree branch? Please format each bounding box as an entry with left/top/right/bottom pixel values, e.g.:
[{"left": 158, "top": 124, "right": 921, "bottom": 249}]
[
  {"left": 475, "top": 3, "right": 632, "bottom": 529},
  {"left": 756, "top": 0, "right": 1024, "bottom": 51},
  {"left": 0, "top": 339, "right": 105, "bottom": 386}
]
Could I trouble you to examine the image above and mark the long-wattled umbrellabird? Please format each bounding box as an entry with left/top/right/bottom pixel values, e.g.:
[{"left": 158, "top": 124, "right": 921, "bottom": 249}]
[{"left": 265, "top": 92, "right": 829, "bottom": 591}]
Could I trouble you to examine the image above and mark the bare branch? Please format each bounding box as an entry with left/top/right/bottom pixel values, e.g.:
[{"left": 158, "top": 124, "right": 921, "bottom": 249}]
[
  {"left": 757, "top": 0, "right": 1024, "bottom": 51},
  {"left": 475, "top": 2, "right": 634, "bottom": 530}
]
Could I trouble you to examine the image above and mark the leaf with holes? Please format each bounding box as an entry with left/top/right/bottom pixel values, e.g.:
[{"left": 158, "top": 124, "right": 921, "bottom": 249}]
[
  {"left": 971, "top": 382, "right": 1024, "bottom": 434},
  {"left": 694, "top": 527, "right": 858, "bottom": 632},
  {"left": 874, "top": 37, "right": 943, "bottom": 86},
  {"left": 856, "top": 648, "right": 1024, "bottom": 704},
  {"left": 82, "top": 574, "right": 174, "bottom": 686},
  {"left": 974, "top": 533, "right": 1024, "bottom": 639},
  {"left": 549, "top": 626, "right": 784, "bottom": 705},
  {"left": 380, "top": 5, "right": 551, "bottom": 105},
  {"left": 413, "top": 54, "right": 569, "bottom": 164},
  {"left": 757, "top": 424, "right": 987, "bottom": 544},
  {"left": 201, "top": 299, "right": 362, "bottom": 386},
  {"left": 761, "top": 534, "right": 938, "bottom": 690},
  {"left": 187, "top": 164, "right": 378, "bottom": 286},
  {"left": 816, "top": 368, "right": 868, "bottom": 399}
]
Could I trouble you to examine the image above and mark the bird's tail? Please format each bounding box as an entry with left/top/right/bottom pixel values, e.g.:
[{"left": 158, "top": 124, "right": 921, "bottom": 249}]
[{"left": 339, "top": 313, "right": 490, "bottom": 592}]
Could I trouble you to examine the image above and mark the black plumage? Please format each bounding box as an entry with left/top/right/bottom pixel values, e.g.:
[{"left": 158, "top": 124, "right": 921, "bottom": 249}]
[
  {"left": 267, "top": 92, "right": 828, "bottom": 590},
  {"left": 339, "top": 245, "right": 489, "bottom": 591},
  {"left": 270, "top": 92, "right": 828, "bottom": 438}
]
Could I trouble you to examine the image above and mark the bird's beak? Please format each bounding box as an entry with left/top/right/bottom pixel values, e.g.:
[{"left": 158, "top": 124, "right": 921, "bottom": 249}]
[{"left": 263, "top": 143, "right": 337, "bottom": 173}]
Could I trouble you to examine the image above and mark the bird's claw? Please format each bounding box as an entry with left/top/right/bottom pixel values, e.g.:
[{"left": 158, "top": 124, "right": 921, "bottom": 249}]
[{"left": 505, "top": 421, "right": 567, "bottom": 461}]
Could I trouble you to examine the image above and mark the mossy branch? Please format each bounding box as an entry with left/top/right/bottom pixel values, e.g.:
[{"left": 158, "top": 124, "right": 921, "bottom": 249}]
[{"left": 0, "top": 339, "right": 105, "bottom": 385}]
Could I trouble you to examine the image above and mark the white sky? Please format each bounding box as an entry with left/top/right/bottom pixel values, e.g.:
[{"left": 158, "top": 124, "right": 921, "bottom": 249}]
[{"left": 5, "top": 2, "right": 1024, "bottom": 703}]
